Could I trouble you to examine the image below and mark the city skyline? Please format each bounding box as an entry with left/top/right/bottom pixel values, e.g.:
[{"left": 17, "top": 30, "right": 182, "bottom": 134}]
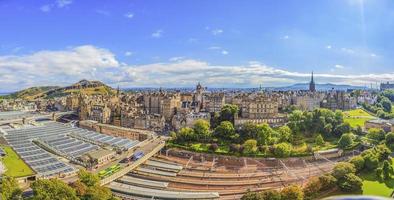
[{"left": 1, "top": 0, "right": 394, "bottom": 90}]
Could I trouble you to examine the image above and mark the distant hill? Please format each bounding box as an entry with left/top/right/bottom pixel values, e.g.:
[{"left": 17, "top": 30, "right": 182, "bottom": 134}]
[
  {"left": 5, "top": 80, "right": 115, "bottom": 100},
  {"left": 269, "top": 83, "right": 368, "bottom": 91},
  {"left": 5, "top": 86, "right": 60, "bottom": 100}
]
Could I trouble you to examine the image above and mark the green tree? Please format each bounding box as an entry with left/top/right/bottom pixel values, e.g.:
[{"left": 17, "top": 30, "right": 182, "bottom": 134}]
[
  {"left": 177, "top": 127, "right": 195, "bottom": 142},
  {"left": 288, "top": 110, "right": 305, "bottom": 133},
  {"left": 241, "top": 191, "right": 262, "bottom": 200},
  {"left": 318, "top": 174, "right": 337, "bottom": 191},
  {"left": 31, "top": 179, "right": 79, "bottom": 200},
  {"left": 78, "top": 169, "right": 100, "bottom": 187},
  {"left": 338, "top": 133, "right": 353, "bottom": 149},
  {"left": 243, "top": 139, "right": 258, "bottom": 154},
  {"left": 349, "top": 155, "right": 365, "bottom": 172},
  {"left": 220, "top": 104, "right": 239, "bottom": 123},
  {"left": 260, "top": 190, "right": 281, "bottom": 200},
  {"left": 362, "top": 152, "right": 379, "bottom": 170},
  {"left": 239, "top": 122, "right": 259, "bottom": 141},
  {"left": 193, "top": 119, "right": 211, "bottom": 142},
  {"left": 382, "top": 160, "right": 393, "bottom": 180},
  {"left": 0, "top": 176, "right": 23, "bottom": 200},
  {"left": 315, "top": 134, "right": 325, "bottom": 146},
  {"left": 281, "top": 185, "right": 304, "bottom": 200},
  {"left": 273, "top": 143, "right": 292, "bottom": 157},
  {"left": 385, "top": 132, "right": 394, "bottom": 150},
  {"left": 277, "top": 125, "right": 292, "bottom": 142},
  {"left": 337, "top": 173, "right": 363, "bottom": 192},
  {"left": 366, "top": 128, "right": 386, "bottom": 142},
  {"left": 84, "top": 185, "right": 115, "bottom": 200},
  {"left": 332, "top": 162, "right": 356, "bottom": 179},
  {"left": 214, "top": 121, "right": 236, "bottom": 141},
  {"left": 333, "top": 123, "right": 351, "bottom": 137},
  {"left": 256, "top": 123, "right": 273, "bottom": 145},
  {"left": 303, "top": 177, "right": 322, "bottom": 200},
  {"left": 381, "top": 97, "right": 392, "bottom": 113},
  {"left": 376, "top": 168, "right": 383, "bottom": 180}
]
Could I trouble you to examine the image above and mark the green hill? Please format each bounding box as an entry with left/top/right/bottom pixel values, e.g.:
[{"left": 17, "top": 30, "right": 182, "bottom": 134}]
[
  {"left": 5, "top": 86, "right": 60, "bottom": 100},
  {"left": 5, "top": 80, "right": 115, "bottom": 100}
]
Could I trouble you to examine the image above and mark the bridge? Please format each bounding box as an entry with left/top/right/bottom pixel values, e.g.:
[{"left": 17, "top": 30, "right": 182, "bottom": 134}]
[
  {"left": 100, "top": 137, "right": 165, "bottom": 186},
  {"left": 0, "top": 111, "right": 76, "bottom": 125}
]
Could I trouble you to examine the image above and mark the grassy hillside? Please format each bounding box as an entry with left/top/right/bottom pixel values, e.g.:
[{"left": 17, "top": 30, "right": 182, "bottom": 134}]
[
  {"left": 4, "top": 80, "right": 115, "bottom": 100},
  {"left": 46, "top": 85, "right": 115, "bottom": 98},
  {"left": 5, "top": 86, "right": 60, "bottom": 100}
]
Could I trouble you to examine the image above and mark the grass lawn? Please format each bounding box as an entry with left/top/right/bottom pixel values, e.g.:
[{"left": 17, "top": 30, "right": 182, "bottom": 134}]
[
  {"left": 359, "top": 158, "right": 394, "bottom": 197},
  {"left": 0, "top": 145, "right": 34, "bottom": 177},
  {"left": 343, "top": 108, "right": 375, "bottom": 128}
]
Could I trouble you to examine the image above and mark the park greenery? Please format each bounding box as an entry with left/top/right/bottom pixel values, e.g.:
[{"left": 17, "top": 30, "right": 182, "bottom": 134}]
[
  {"left": 362, "top": 90, "right": 394, "bottom": 119},
  {"left": 0, "top": 145, "right": 34, "bottom": 177},
  {"left": 0, "top": 170, "right": 119, "bottom": 200},
  {"left": 169, "top": 105, "right": 369, "bottom": 157},
  {"left": 242, "top": 144, "right": 394, "bottom": 199}
]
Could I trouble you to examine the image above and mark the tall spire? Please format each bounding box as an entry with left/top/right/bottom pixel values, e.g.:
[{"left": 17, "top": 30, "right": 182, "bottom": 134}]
[
  {"left": 116, "top": 85, "right": 120, "bottom": 96},
  {"left": 309, "top": 71, "right": 316, "bottom": 92},
  {"left": 311, "top": 71, "right": 314, "bottom": 83}
]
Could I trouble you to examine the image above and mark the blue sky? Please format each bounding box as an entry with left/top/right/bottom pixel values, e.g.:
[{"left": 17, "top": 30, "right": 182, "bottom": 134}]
[{"left": 1, "top": 0, "right": 394, "bottom": 91}]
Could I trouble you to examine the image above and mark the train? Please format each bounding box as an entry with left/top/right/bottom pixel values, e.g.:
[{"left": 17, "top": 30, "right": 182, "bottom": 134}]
[{"left": 98, "top": 164, "right": 121, "bottom": 179}]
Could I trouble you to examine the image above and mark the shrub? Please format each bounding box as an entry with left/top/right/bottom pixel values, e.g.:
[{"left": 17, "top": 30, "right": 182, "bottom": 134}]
[
  {"left": 281, "top": 185, "right": 304, "bottom": 200},
  {"left": 243, "top": 139, "right": 258, "bottom": 154},
  {"left": 337, "top": 173, "right": 363, "bottom": 192},
  {"left": 332, "top": 162, "right": 356, "bottom": 179},
  {"left": 318, "top": 174, "right": 337, "bottom": 191},
  {"left": 382, "top": 160, "right": 393, "bottom": 180},
  {"left": 376, "top": 167, "right": 383, "bottom": 180},
  {"left": 209, "top": 143, "right": 219, "bottom": 152},
  {"left": 363, "top": 152, "right": 379, "bottom": 170},
  {"left": 229, "top": 144, "right": 240, "bottom": 153},
  {"left": 385, "top": 132, "right": 394, "bottom": 151},
  {"left": 338, "top": 133, "right": 353, "bottom": 149},
  {"left": 260, "top": 190, "right": 281, "bottom": 200},
  {"left": 273, "top": 143, "right": 292, "bottom": 157},
  {"left": 241, "top": 191, "right": 261, "bottom": 200},
  {"left": 349, "top": 155, "right": 365, "bottom": 172},
  {"left": 315, "top": 134, "right": 325, "bottom": 146},
  {"left": 303, "top": 177, "right": 322, "bottom": 200}
]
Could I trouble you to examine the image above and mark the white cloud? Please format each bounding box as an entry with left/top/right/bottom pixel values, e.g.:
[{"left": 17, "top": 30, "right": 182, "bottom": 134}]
[
  {"left": 370, "top": 53, "right": 377, "bottom": 57},
  {"left": 124, "top": 51, "right": 133, "bottom": 56},
  {"left": 151, "top": 30, "right": 163, "bottom": 38},
  {"left": 40, "top": 0, "right": 72, "bottom": 12},
  {"left": 326, "top": 45, "right": 332, "bottom": 49},
  {"left": 282, "top": 35, "right": 290, "bottom": 40},
  {"left": 211, "top": 29, "right": 223, "bottom": 36},
  {"left": 56, "top": 0, "right": 72, "bottom": 8},
  {"left": 124, "top": 12, "right": 134, "bottom": 19},
  {"left": 221, "top": 50, "right": 229, "bottom": 55},
  {"left": 40, "top": 5, "right": 51, "bottom": 12},
  {"left": 117, "top": 59, "right": 394, "bottom": 87},
  {"left": 0, "top": 45, "right": 119, "bottom": 90},
  {"left": 1, "top": 46, "right": 393, "bottom": 90},
  {"left": 335, "top": 64, "right": 344, "bottom": 69}
]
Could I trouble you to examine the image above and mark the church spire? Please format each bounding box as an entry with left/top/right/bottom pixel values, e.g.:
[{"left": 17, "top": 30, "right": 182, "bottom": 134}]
[
  {"left": 309, "top": 71, "right": 316, "bottom": 92},
  {"left": 311, "top": 71, "right": 314, "bottom": 83}
]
